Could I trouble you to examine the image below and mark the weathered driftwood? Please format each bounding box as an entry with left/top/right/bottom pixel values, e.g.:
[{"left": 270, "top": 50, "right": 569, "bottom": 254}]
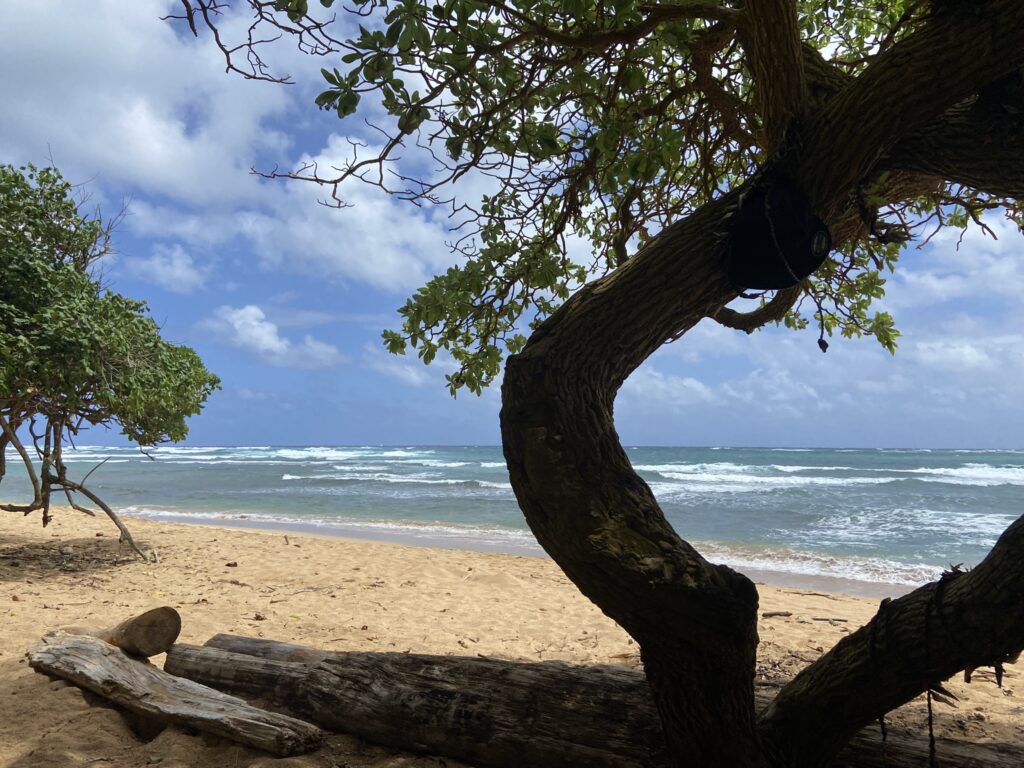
[
  {"left": 62, "top": 606, "right": 181, "bottom": 657},
  {"left": 165, "top": 643, "right": 310, "bottom": 700},
  {"left": 169, "top": 641, "right": 665, "bottom": 768},
  {"left": 204, "top": 633, "right": 330, "bottom": 663},
  {"left": 28, "top": 633, "right": 324, "bottom": 757},
  {"left": 162, "top": 635, "right": 1024, "bottom": 768}
]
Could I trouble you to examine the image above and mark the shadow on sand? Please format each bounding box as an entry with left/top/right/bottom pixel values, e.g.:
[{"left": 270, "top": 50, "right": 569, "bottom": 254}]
[{"left": 0, "top": 529, "right": 149, "bottom": 585}]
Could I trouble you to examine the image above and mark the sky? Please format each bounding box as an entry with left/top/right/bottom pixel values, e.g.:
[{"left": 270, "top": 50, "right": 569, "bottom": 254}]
[{"left": 1, "top": 1, "right": 1022, "bottom": 448}]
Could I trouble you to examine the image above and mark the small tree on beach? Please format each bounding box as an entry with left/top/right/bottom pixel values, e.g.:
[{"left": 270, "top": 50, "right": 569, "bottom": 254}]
[
  {"left": 0, "top": 164, "right": 220, "bottom": 558},
  {"left": 176, "top": 1, "right": 1024, "bottom": 765}
]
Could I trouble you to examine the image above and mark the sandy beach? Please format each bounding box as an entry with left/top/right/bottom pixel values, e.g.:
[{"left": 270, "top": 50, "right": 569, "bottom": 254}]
[{"left": 1, "top": 509, "right": 1021, "bottom": 767}]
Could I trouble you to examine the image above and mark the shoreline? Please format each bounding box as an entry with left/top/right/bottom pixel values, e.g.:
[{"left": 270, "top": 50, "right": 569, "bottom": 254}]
[
  {"left": 0, "top": 508, "right": 1019, "bottom": 766},
  {"left": 131, "top": 510, "right": 914, "bottom": 599},
  {"left": 6, "top": 442, "right": 1015, "bottom": 600}
]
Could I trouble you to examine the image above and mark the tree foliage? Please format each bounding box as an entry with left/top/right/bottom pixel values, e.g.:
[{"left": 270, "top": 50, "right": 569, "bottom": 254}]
[
  {"left": 175, "top": 0, "right": 1021, "bottom": 393},
  {"left": 0, "top": 164, "right": 220, "bottom": 552}
]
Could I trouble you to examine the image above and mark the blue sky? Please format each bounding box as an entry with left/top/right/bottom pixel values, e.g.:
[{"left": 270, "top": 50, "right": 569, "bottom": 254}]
[{"left": 2, "top": 1, "right": 1022, "bottom": 448}]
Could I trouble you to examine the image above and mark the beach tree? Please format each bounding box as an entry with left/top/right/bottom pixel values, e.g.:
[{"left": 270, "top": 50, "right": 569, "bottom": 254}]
[
  {"left": 0, "top": 164, "right": 220, "bottom": 558},
  {"left": 175, "top": 1, "right": 1024, "bottom": 765}
]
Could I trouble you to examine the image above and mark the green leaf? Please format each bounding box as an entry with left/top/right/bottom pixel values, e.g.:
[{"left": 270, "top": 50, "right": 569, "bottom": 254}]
[{"left": 336, "top": 89, "right": 360, "bottom": 117}]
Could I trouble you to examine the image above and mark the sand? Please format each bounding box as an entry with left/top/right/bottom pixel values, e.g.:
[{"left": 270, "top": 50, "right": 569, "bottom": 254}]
[{"left": 0, "top": 509, "right": 1020, "bottom": 767}]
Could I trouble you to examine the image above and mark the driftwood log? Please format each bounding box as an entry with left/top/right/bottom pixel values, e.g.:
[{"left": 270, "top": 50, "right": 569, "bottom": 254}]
[
  {"left": 163, "top": 634, "right": 1024, "bottom": 768},
  {"left": 28, "top": 633, "right": 324, "bottom": 757},
  {"left": 61, "top": 606, "right": 182, "bottom": 657}
]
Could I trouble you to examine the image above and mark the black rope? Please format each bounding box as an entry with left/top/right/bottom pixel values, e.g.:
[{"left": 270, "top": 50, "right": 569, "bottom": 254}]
[{"left": 763, "top": 189, "right": 803, "bottom": 286}]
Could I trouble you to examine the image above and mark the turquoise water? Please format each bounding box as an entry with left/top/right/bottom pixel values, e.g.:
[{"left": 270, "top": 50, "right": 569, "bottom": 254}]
[{"left": 3, "top": 445, "right": 1022, "bottom": 589}]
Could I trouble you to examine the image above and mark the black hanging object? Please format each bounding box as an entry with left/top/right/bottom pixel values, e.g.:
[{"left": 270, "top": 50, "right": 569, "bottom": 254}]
[{"left": 726, "top": 172, "right": 832, "bottom": 290}]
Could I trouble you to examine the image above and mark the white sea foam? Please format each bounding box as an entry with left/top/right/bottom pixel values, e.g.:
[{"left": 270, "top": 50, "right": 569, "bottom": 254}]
[
  {"left": 796, "top": 508, "right": 1017, "bottom": 549},
  {"left": 903, "top": 464, "right": 1024, "bottom": 486},
  {"left": 391, "top": 459, "right": 472, "bottom": 468},
  {"left": 57, "top": 458, "right": 131, "bottom": 464},
  {"left": 658, "top": 472, "right": 896, "bottom": 487},
  {"left": 121, "top": 506, "right": 539, "bottom": 549},
  {"left": 270, "top": 448, "right": 377, "bottom": 461},
  {"left": 279, "top": 472, "right": 510, "bottom": 489},
  {"left": 771, "top": 464, "right": 860, "bottom": 473},
  {"left": 698, "top": 542, "right": 943, "bottom": 586},
  {"left": 117, "top": 504, "right": 941, "bottom": 586},
  {"left": 635, "top": 462, "right": 765, "bottom": 475},
  {"left": 157, "top": 459, "right": 300, "bottom": 466},
  {"left": 637, "top": 461, "right": 872, "bottom": 477},
  {"left": 634, "top": 459, "right": 1024, "bottom": 489},
  {"left": 643, "top": 470, "right": 900, "bottom": 495}
]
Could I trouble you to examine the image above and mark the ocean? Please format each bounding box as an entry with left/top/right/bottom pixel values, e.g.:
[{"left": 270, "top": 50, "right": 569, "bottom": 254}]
[{"left": 4, "top": 445, "right": 1022, "bottom": 595}]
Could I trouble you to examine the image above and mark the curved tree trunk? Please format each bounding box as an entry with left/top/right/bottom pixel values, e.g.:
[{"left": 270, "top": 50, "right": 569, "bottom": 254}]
[
  {"left": 500, "top": 5, "right": 1024, "bottom": 766},
  {"left": 501, "top": 193, "right": 763, "bottom": 767}
]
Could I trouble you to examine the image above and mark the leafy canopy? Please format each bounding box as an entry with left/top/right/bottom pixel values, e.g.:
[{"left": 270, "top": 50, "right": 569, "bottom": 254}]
[
  {"left": 185, "top": 0, "right": 1019, "bottom": 392},
  {"left": 0, "top": 163, "right": 220, "bottom": 452}
]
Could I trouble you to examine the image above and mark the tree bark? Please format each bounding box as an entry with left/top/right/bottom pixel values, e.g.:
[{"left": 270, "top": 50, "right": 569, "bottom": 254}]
[
  {"left": 27, "top": 633, "right": 324, "bottom": 757},
  {"left": 741, "top": 0, "right": 808, "bottom": 150},
  {"left": 164, "top": 637, "right": 1024, "bottom": 768},
  {"left": 201, "top": 632, "right": 333, "bottom": 663},
  {"left": 795, "top": 0, "right": 1024, "bottom": 215},
  {"left": 61, "top": 606, "right": 182, "bottom": 658}
]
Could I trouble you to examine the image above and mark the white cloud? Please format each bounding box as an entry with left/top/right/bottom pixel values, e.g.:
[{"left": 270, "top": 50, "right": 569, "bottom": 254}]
[
  {"left": 619, "top": 366, "right": 718, "bottom": 412},
  {"left": 206, "top": 304, "right": 346, "bottom": 369},
  {"left": 661, "top": 316, "right": 753, "bottom": 363},
  {"left": 0, "top": 1, "right": 296, "bottom": 207},
  {"left": 0, "top": 2, "right": 478, "bottom": 295},
  {"left": 909, "top": 339, "right": 997, "bottom": 372},
  {"left": 362, "top": 343, "right": 438, "bottom": 388},
  {"left": 122, "top": 244, "right": 209, "bottom": 293},
  {"left": 888, "top": 216, "right": 1024, "bottom": 309},
  {"left": 233, "top": 135, "right": 460, "bottom": 291},
  {"left": 237, "top": 387, "right": 269, "bottom": 401}
]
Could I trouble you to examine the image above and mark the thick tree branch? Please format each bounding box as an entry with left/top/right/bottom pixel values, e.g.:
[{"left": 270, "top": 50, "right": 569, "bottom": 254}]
[
  {"left": 759, "top": 513, "right": 1024, "bottom": 767},
  {"left": 493, "top": 1, "right": 737, "bottom": 51},
  {"left": 798, "top": 0, "right": 1024, "bottom": 217},
  {"left": 51, "top": 477, "right": 151, "bottom": 562},
  {"left": 711, "top": 286, "right": 802, "bottom": 333},
  {"left": 883, "top": 101, "right": 1024, "bottom": 199},
  {"left": 0, "top": 414, "right": 42, "bottom": 511},
  {"left": 801, "top": 42, "right": 1024, "bottom": 201},
  {"left": 742, "top": 0, "right": 808, "bottom": 149}
]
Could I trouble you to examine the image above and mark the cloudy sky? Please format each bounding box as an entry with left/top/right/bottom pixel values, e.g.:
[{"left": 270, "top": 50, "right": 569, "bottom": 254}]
[{"left": 2, "top": 1, "right": 1021, "bottom": 448}]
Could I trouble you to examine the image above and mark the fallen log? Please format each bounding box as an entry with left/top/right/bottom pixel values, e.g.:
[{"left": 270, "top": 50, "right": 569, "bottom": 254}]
[
  {"left": 203, "top": 633, "right": 330, "bottom": 663},
  {"left": 28, "top": 633, "right": 324, "bottom": 757},
  {"left": 61, "top": 606, "right": 181, "bottom": 657},
  {"left": 168, "top": 642, "right": 664, "bottom": 767},
  {"left": 163, "top": 635, "right": 1024, "bottom": 768}
]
